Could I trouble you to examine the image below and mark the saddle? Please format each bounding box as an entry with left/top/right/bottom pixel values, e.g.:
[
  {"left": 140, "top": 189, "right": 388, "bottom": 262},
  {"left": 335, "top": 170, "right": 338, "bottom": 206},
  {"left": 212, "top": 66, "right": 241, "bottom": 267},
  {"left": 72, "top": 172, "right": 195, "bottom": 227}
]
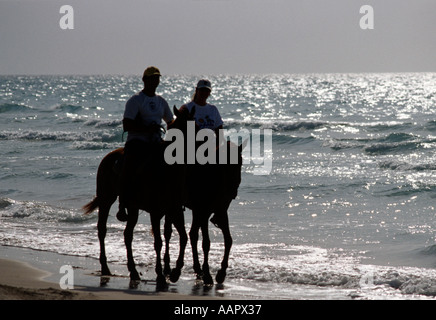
[
  {"left": 113, "top": 152, "right": 162, "bottom": 177},
  {"left": 113, "top": 142, "right": 165, "bottom": 176}
]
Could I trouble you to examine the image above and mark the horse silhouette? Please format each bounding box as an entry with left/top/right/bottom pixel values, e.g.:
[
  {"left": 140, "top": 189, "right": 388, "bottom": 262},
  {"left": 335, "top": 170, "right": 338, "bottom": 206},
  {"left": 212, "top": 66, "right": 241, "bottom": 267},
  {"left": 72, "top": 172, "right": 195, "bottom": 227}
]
[
  {"left": 83, "top": 106, "right": 245, "bottom": 287},
  {"left": 172, "top": 106, "right": 246, "bottom": 285},
  {"left": 83, "top": 111, "right": 189, "bottom": 287}
]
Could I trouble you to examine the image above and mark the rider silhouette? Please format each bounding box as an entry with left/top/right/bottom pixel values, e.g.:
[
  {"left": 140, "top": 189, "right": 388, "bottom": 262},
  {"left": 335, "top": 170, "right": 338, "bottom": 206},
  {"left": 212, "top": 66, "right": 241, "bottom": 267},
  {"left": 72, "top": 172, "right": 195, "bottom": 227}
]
[{"left": 117, "top": 66, "right": 173, "bottom": 221}]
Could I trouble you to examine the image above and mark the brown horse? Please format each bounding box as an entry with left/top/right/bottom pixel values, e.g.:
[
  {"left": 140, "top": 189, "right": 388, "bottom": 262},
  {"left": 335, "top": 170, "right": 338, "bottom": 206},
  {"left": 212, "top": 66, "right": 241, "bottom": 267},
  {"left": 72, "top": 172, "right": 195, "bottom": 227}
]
[
  {"left": 82, "top": 109, "right": 190, "bottom": 287},
  {"left": 171, "top": 106, "right": 246, "bottom": 285}
]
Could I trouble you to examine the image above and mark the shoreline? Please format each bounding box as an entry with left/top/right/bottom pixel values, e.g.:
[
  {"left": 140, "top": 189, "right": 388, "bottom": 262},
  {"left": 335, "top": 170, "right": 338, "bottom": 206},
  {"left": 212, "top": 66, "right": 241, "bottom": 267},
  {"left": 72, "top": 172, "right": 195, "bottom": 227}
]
[
  {"left": 0, "top": 245, "right": 231, "bottom": 300},
  {"left": 0, "top": 249, "right": 415, "bottom": 317}
]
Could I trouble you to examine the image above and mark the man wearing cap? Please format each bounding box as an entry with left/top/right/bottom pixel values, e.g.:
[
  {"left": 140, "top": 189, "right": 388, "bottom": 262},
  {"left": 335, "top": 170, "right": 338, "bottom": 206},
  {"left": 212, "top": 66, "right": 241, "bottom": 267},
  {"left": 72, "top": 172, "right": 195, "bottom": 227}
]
[{"left": 117, "top": 66, "right": 174, "bottom": 221}]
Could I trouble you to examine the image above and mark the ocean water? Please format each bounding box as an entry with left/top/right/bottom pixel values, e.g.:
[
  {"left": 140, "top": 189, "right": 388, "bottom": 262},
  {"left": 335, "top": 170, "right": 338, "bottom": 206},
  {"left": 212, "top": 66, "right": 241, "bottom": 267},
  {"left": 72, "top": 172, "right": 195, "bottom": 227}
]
[{"left": 2, "top": 73, "right": 436, "bottom": 299}]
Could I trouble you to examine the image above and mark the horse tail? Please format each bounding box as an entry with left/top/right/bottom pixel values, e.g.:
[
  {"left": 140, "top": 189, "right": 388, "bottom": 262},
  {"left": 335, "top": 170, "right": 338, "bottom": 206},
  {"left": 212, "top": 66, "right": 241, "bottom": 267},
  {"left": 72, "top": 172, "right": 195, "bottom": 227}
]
[{"left": 83, "top": 197, "right": 99, "bottom": 215}]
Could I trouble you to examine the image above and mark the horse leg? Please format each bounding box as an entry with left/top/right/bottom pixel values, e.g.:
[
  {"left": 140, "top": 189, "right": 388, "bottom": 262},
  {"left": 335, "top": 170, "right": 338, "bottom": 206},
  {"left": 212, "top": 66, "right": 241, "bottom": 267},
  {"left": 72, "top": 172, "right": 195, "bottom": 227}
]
[
  {"left": 189, "top": 213, "right": 202, "bottom": 280},
  {"left": 151, "top": 214, "right": 166, "bottom": 288},
  {"left": 216, "top": 212, "right": 232, "bottom": 284},
  {"left": 169, "top": 208, "right": 188, "bottom": 283},
  {"left": 201, "top": 216, "right": 213, "bottom": 285},
  {"left": 163, "top": 215, "right": 172, "bottom": 277},
  {"left": 124, "top": 207, "right": 140, "bottom": 281},
  {"left": 97, "top": 204, "right": 111, "bottom": 276}
]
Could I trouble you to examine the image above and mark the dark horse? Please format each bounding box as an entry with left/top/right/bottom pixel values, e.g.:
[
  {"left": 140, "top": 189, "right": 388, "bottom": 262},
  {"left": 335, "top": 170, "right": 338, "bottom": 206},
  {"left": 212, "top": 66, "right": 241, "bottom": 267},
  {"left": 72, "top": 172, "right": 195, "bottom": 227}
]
[
  {"left": 82, "top": 110, "right": 189, "bottom": 287},
  {"left": 171, "top": 106, "right": 246, "bottom": 285}
]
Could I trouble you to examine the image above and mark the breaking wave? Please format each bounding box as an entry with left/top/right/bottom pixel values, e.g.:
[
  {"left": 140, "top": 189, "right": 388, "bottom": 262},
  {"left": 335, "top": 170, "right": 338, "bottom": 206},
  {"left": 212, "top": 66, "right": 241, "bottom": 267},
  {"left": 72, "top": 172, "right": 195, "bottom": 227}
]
[
  {"left": 0, "top": 129, "right": 121, "bottom": 143},
  {"left": 0, "top": 103, "right": 33, "bottom": 113}
]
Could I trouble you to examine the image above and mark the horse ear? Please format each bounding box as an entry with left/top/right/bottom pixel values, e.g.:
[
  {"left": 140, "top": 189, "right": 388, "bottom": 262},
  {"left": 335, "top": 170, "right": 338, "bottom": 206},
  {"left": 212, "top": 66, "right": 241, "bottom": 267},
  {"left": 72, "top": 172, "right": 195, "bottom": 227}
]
[
  {"left": 240, "top": 139, "right": 249, "bottom": 151},
  {"left": 173, "top": 105, "right": 180, "bottom": 117},
  {"left": 190, "top": 105, "right": 196, "bottom": 117}
]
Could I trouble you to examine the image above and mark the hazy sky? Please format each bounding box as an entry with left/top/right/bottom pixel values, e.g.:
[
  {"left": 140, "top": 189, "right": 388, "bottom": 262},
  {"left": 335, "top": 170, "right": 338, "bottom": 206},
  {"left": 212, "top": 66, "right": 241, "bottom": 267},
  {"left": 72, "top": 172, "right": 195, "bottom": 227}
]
[{"left": 1, "top": 0, "right": 435, "bottom": 75}]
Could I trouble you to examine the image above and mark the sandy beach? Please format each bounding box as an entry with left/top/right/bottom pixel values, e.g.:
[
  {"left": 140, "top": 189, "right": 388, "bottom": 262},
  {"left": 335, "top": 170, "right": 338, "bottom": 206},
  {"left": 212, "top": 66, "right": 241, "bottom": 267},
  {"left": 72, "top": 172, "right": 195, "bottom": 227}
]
[
  {"left": 0, "top": 258, "right": 92, "bottom": 300},
  {"left": 0, "top": 247, "right": 419, "bottom": 319},
  {"left": 0, "top": 245, "right": 229, "bottom": 301}
]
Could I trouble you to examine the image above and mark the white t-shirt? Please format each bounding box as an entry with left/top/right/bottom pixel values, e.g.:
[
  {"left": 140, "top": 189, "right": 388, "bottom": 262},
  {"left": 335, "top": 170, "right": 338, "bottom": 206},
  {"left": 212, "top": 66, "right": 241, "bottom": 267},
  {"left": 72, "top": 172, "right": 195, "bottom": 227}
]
[
  {"left": 184, "top": 101, "right": 223, "bottom": 130},
  {"left": 124, "top": 91, "right": 173, "bottom": 142}
]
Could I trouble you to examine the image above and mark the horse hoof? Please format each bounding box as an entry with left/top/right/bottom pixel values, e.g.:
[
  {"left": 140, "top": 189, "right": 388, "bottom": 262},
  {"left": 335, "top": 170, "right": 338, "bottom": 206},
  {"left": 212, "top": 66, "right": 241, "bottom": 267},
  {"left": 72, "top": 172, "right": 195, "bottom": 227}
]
[
  {"left": 101, "top": 267, "right": 111, "bottom": 276},
  {"left": 203, "top": 273, "right": 214, "bottom": 286},
  {"left": 169, "top": 268, "right": 181, "bottom": 283},
  {"left": 216, "top": 270, "right": 227, "bottom": 284},
  {"left": 129, "top": 279, "right": 140, "bottom": 289},
  {"left": 100, "top": 276, "right": 110, "bottom": 287},
  {"left": 130, "top": 270, "right": 140, "bottom": 281},
  {"left": 156, "top": 275, "right": 168, "bottom": 290}
]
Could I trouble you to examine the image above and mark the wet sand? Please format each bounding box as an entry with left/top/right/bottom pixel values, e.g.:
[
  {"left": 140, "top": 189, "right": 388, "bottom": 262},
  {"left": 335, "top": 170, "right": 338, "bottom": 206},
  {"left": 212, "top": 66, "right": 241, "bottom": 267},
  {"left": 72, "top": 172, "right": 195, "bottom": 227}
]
[{"left": 0, "top": 245, "right": 229, "bottom": 300}]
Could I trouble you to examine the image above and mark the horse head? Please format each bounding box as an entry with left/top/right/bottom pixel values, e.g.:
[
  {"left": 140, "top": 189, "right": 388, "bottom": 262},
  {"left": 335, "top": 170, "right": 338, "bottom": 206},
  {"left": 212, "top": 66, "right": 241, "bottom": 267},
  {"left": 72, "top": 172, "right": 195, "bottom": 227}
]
[
  {"left": 173, "top": 105, "right": 195, "bottom": 120},
  {"left": 168, "top": 105, "right": 196, "bottom": 131}
]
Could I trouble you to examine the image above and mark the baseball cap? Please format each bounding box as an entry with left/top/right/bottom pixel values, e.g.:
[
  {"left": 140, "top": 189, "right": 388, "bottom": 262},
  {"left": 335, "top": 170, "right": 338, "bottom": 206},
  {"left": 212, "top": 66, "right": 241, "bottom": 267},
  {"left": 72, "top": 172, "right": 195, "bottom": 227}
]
[
  {"left": 196, "top": 79, "right": 212, "bottom": 90},
  {"left": 143, "top": 66, "right": 161, "bottom": 78}
]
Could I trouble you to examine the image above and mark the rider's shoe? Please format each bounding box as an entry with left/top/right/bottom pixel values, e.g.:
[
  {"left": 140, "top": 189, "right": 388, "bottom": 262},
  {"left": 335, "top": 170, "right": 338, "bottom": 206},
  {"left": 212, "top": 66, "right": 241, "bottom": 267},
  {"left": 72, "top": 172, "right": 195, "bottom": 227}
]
[{"left": 116, "top": 204, "right": 128, "bottom": 222}]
